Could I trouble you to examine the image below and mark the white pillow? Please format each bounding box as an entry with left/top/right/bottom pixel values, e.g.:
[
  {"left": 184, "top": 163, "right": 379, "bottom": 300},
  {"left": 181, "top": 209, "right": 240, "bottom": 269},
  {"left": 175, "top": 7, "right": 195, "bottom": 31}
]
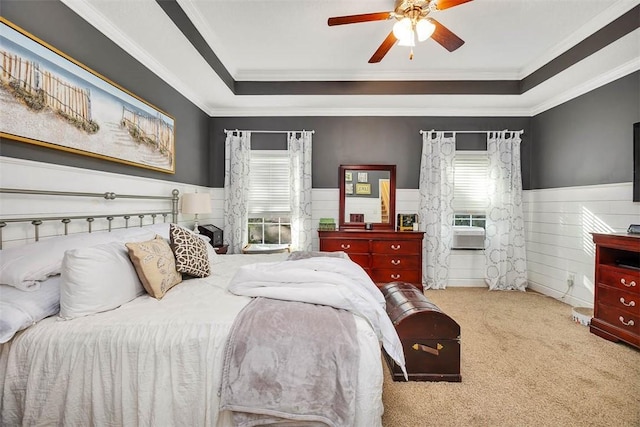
[
  {"left": 0, "top": 227, "right": 156, "bottom": 291},
  {"left": 0, "top": 276, "right": 61, "bottom": 343},
  {"left": 59, "top": 241, "right": 145, "bottom": 320}
]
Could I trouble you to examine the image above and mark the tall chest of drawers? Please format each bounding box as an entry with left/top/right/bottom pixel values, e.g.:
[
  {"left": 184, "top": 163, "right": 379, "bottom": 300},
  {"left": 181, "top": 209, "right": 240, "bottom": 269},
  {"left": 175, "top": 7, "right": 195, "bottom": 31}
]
[
  {"left": 590, "top": 233, "right": 640, "bottom": 349},
  {"left": 318, "top": 230, "right": 424, "bottom": 291}
]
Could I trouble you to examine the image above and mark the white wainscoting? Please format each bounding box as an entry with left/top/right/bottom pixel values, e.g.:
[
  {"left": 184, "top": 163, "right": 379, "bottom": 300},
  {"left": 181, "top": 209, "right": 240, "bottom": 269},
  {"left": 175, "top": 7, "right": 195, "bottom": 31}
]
[
  {"left": 523, "top": 182, "right": 638, "bottom": 308},
  {"left": 0, "top": 157, "right": 222, "bottom": 247},
  {"left": 7, "top": 158, "right": 633, "bottom": 303}
]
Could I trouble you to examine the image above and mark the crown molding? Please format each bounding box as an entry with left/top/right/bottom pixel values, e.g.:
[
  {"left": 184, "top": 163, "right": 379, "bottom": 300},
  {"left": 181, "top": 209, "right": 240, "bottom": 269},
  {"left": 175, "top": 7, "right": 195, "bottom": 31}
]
[
  {"left": 520, "top": 0, "right": 640, "bottom": 79},
  {"left": 207, "top": 105, "right": 533, "bottom": 118},
  {"left": 235, "top": 68, "right": 521, "bottom": 82},
  {"left": 60, "top": 0, "right": 211, "bottom": 114},
  {"left": 176, "top": 0, "right": 238, "bottom": 78},
  {"left": 530, "top": 57, "right": 640, "bottom": 116}
]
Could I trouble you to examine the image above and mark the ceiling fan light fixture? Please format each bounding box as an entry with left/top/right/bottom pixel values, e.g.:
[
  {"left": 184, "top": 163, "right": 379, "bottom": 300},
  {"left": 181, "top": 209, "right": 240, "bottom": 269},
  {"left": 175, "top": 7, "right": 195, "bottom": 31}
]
[
  {"left": 392, "top": 17, "right": 413, "bottom": 43},
  {"left": 416, "top": 18, "right": 436, "bottom": 41},
  {"left": 397, "top": 31, "right": 416, "bottom": 47}
]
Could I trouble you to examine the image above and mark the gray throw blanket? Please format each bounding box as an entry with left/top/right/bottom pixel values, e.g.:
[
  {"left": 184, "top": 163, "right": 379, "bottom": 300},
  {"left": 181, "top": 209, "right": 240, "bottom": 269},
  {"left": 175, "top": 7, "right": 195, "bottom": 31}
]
[{"left": 220, "top": 297, "right": 360, "bottom": 427}]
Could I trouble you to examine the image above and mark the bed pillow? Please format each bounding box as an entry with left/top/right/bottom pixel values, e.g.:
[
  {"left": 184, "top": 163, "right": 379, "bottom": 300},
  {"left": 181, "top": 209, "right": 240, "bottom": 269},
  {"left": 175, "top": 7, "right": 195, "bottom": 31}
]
[
  {"left": 0, "top": 227, "right": 156, "bottom": 292},
  {"left": 59, "top": 241, "right": 145, "bottom": 320},
  {"left": 0, "top": 276, "right": 62, "bottom": 343},
  {"left": 169, "top": 224, "right": 210, "bottom": 278},
  {"left": 287, "top": 251, "right": 351, "bottom": 261},
  {"left": 126, "top": 236, "right": 182, "bottom": 299}
]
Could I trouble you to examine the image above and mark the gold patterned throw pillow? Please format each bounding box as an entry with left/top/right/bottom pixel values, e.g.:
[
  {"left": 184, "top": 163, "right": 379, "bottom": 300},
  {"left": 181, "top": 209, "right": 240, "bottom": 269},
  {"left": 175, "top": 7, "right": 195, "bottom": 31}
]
[
  {"left": 169, "top": 224, "right": 211, "bottom": 278},
  {"left": 126, "top": 235, "right": 182, "bottom": 299}
]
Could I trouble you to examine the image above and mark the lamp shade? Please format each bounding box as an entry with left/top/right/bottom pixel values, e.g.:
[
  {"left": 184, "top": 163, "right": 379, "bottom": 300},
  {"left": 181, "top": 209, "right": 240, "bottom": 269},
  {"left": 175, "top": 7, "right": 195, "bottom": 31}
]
[
  {"left": 181, "top": 193, "right": 211, "bottom": 214},
  {"left": 416, "top": 19, "right": 436, "bottom": 41},
  {"left": 392, "top": 18, "right": 413, "bottom": 45}
]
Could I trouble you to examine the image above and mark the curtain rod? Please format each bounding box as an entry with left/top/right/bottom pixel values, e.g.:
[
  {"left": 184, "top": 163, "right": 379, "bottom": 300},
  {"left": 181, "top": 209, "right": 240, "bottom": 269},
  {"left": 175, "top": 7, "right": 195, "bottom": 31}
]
[
  {"left": 419, "top": 129, "right": 524, "bottom": 135},
  {"left": 224, "top": 129, "right": 315, "bottom": 135}
]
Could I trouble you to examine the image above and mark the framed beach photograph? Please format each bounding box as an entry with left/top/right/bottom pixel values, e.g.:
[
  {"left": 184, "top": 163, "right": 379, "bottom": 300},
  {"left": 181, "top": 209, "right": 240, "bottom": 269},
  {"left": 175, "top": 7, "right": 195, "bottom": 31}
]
[{"left": 0, "top": 18, "right": 176, "bottom": 174}]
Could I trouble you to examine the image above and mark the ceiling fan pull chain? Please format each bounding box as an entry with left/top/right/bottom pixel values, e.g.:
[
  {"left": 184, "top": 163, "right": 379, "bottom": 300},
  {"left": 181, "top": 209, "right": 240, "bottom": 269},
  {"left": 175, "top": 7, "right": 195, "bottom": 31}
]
[{"left": 409, "top": 46, "right": 414, "bottom": 60}]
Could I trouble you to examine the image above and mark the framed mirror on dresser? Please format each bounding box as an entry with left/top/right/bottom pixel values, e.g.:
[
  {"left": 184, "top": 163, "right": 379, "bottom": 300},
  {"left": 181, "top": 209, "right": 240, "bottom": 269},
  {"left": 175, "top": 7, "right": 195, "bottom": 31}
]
[
  {"left": 339, "top": 164, "right": 396, "bottom": 231},
  {"left": 320, "top": 164, "right": 424, "bottom": 291}
]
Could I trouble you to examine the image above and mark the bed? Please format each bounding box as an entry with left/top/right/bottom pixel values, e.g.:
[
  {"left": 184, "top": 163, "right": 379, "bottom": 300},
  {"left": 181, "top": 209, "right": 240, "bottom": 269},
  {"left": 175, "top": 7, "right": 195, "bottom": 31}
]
[{"left": 0, "top": 188, "right": 405, "bottom": 426}]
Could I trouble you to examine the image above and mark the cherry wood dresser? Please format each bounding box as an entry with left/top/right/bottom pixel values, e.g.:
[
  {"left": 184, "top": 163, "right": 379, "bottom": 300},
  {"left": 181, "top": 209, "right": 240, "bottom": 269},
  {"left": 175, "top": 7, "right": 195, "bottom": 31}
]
[
  {"left": 318, "top": 230, "right": 424, "bottom": 291},
  {"left": 590, "top": 233, "right": 640, "bottom": 349}
]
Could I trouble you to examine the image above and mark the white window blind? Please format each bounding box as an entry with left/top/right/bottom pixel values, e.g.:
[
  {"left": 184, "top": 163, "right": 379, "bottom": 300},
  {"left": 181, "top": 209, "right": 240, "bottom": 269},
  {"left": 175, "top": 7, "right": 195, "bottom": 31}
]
[
  {"left": 248, "top": 150, "right": 290, "bottom": 214},
  {"left": 453, "top": 151, "right": 489, "bottom": 213}
]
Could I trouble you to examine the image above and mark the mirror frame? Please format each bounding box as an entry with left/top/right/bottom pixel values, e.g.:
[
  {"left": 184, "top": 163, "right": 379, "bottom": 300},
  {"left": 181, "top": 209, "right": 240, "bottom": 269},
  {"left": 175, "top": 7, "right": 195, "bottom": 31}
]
[{"left": 339, "top": 164, "right": 396, "bottom": 231}]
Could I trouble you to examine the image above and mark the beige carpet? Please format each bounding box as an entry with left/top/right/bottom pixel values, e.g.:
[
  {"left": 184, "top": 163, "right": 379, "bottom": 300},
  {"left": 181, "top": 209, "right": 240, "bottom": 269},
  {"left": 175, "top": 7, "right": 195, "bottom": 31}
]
[{"left": 381, "top": 288, "right": 640, "bottom": 427}]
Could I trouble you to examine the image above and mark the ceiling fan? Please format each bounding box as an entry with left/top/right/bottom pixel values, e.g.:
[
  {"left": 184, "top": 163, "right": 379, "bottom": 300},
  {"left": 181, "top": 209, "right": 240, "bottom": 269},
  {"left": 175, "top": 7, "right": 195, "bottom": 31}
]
[{"left": 327, "top": 0, "right": 472, "bottom": 63}]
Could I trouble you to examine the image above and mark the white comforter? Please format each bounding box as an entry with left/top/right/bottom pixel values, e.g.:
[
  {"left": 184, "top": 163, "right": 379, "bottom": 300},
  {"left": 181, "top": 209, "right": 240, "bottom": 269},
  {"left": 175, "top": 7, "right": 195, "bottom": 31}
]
[
  {"left": 229, "top": 256, "right": 407, "bottom": 378},
  {"left": 0, "top": 254, "right": 384, "bottom": 427}
]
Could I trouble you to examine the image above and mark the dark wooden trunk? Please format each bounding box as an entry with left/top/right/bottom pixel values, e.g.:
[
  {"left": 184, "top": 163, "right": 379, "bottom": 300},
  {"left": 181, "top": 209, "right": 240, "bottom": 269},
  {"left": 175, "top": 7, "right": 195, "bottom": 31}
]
[{"left": 381, "top": 282, "right": 461, "bottom": 382}]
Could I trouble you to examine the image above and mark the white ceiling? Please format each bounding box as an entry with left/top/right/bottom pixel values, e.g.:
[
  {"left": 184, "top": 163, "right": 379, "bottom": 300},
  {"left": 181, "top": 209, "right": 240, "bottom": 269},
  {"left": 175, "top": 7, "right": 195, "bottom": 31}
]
[{"left": 62, "top": 0, "right": 640, "bottom": 116}]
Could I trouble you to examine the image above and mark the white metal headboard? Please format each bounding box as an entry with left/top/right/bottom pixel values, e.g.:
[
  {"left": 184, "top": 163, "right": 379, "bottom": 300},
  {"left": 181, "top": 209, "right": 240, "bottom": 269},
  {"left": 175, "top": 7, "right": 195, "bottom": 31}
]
[{"left": 0, "top": 188, "right": 179, "bottom": 249}]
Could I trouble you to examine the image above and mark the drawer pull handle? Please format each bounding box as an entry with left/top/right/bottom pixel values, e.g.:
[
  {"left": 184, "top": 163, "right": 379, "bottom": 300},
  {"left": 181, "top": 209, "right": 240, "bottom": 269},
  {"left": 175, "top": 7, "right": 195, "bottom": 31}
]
[
  {"left": 340, "top": 244, "right": 351, "bottom": 250},
  {"left": 391, "top": 259, "right": 401, "bottom": 265},
  {"left": 391, "top": 274, "right": 400, "bottom": 280},
  {"left": 391, "top": 244, "right": 401, "bottom": 250},
  {"left": 620, "top": 278, "right": 636, "bottom": 287},
  {"left": 619, "top": 316, "right": 635, "bottom": 327},
  {"left": 619, "top": 297, "right": 636, "bottom": 307}
]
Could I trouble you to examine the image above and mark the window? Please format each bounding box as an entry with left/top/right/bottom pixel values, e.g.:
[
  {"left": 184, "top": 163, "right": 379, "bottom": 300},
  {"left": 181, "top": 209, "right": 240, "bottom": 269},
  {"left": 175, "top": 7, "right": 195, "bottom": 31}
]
[
  {"left": 247, "top": 150, "right": 291, "bottom": 245},
  {"left": 453, "top": 151, "right": 488, "bottom": 227}
]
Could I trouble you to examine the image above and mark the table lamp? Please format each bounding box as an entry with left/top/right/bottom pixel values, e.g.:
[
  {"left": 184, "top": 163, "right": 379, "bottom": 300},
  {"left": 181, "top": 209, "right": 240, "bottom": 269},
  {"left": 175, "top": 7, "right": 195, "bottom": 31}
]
[{"left": 181, "top": 193, "right": 211, "bottom": 233}]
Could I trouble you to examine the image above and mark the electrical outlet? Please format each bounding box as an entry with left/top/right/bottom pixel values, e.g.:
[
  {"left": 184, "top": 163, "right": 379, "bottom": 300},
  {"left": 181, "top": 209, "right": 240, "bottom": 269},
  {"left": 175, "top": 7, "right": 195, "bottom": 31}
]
[{"left": 567, "top": 272, "right": 575, "bottom": 287}]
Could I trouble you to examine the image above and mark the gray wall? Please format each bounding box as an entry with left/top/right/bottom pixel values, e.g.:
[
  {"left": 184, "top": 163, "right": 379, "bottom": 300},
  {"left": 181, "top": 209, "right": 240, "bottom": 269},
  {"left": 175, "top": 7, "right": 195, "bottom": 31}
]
[
  {"left": 0, "top": 0, "right": 210, "bottom": 186},
  {"left": 210, "top": 117, "right": 532, "bottom": 189},
  {"left": 530, "top": 72, "right": 640, "bottom": 189}
]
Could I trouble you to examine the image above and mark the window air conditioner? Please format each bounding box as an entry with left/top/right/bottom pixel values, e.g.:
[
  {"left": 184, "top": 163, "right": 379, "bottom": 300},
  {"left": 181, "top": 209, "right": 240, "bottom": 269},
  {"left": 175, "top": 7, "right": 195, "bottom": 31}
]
[{"left": 452, "top": 226, "right": 485, "bottom": 249}]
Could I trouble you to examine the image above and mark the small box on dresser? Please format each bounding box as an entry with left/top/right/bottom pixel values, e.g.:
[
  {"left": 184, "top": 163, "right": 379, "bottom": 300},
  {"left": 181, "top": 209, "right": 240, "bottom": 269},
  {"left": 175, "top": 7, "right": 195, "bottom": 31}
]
[{"left": 590, "top": 233, "right": 640, "bottom": 349}]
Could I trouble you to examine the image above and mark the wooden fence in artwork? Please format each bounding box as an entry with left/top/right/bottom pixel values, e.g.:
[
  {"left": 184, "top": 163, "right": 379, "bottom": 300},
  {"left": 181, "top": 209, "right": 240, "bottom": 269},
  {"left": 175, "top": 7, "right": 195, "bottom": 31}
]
[
  {"left": 1, "top": 50, "right": 92, "bottom": 125},
  {"left": 121, "top": 106, "right": 174, "bottom": 156}
]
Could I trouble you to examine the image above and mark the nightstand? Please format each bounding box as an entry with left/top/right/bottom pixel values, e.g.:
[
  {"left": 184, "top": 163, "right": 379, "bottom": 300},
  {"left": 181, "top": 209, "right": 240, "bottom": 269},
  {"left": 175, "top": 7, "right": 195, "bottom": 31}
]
[{"left": 214, "top": 244, "right": 228, "bottom": 255}]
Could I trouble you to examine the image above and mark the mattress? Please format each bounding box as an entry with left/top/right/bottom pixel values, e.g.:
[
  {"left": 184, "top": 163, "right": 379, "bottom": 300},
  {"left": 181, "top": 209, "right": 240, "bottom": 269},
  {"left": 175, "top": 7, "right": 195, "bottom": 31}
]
[{"left": 0, "top": 253, "right": 383, "bottom": 426}]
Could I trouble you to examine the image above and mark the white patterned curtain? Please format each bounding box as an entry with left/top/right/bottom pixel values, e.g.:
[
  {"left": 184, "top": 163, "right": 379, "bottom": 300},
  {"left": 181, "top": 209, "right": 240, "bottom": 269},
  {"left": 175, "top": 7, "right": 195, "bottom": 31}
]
[
  {"left": 419, "top": 131, "right": 455, "bottom": 290},
  {"left": 288, "top": 131, "right": 313, "bottom": 251},
  {"left": 485, "top": 131, "right": 528, "bottom": 291},
  {"left": 223, "top": 131, "right": 251, "bottom": 254}
]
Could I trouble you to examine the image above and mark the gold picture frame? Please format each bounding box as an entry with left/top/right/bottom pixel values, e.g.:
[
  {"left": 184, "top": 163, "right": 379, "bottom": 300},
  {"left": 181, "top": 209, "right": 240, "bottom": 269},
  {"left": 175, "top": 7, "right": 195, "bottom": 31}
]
[
  {"left": 397, "top": 213, "right": 418, "bottom": 231},
  {"left": 0, "top": 17, "right": 176, "bottom": 173}
]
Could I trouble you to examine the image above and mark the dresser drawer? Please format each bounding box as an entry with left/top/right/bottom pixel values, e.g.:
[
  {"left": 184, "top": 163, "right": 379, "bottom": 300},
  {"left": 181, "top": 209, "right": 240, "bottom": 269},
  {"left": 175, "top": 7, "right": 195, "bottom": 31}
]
[
  {"left": 371, "top": 254, "right": 421, "bottom": 270},
  {"left": 320, "top": 239, "right": 369, "bottom": 254},
  {"left": 597, "top": 285, "right": 639, "bottom": 316},
  {"left": 372, "top": 240, "right": 421, "bottom": 255},
  {"left": 599, "top": 265, "right": 640, "bottom": 294},
  {"left": 347, "top": 253, "right": 370, "bottom": 267},
  {"left": 371, "top": 269, "right": 422, "bottom": 285},
  {"left": 596, "top": 303, "right": 639, "bottom": 335}
]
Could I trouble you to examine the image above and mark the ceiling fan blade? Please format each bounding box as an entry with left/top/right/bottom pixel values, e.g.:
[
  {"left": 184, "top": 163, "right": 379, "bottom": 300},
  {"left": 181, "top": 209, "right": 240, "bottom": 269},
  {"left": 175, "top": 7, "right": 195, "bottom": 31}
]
[
  {"left": 429, "top": 18, "right": 465, "bottom": 52},
  {"left": 435, "top": 0, "right": 473, "bottom": 10},
  {"left": 328, "top": 12, "right": 392, "bottom": 26},
  {"left": 369, "top": 31, "right": 397, "bottom": 63}
]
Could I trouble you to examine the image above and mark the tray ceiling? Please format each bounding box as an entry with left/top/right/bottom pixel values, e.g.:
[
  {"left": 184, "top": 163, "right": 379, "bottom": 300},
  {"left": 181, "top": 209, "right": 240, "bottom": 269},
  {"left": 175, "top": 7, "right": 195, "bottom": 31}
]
[{"left": 62, "top": 0, "right": 640, "bottom": 116}]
